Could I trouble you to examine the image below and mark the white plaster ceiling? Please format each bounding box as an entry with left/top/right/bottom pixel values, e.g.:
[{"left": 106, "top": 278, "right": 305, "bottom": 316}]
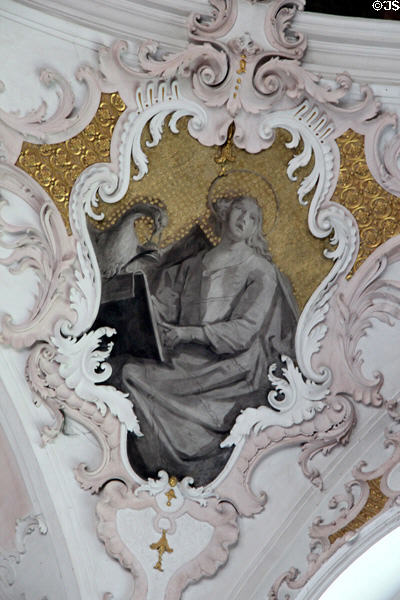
[
  {"left": 1, "top": 2, "right": 400, "bottom": 600},
  {"left": 6, "top": 0, "right": 400, "bottom": 85},
  {"left": 2, "top": 0, "right": 400, "bottom": 125}
]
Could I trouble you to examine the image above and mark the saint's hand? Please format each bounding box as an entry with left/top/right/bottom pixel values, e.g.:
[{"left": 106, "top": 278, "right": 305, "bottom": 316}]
[{"left": 160, "top": 323, "right": 191, "bottom": 349}]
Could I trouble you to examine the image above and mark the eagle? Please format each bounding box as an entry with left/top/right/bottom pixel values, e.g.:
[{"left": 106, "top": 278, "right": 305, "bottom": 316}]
[{"left": 88, "top": 202, "right": 168, "bottom": 280}]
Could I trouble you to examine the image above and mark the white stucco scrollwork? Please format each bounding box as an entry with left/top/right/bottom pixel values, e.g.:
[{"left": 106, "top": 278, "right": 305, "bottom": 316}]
[
  {"left": 0, "top": 514, "right": 47, "bottom": 588},
  {"left": 1, "top": 0, "right": 400, "bottom": 598},
  {"left": 134, "top": 470, "right": 218, "bottom": 508},
  {"left": 97, "top": 480, "right": 238, "bottom": 600},
  {"left": 52, "top": 327, "right": 142, "bottom": 433},
  {"left": 0, "top": 67, "right": 102, "bottom": 163},
  {"left": 0, "top": 164, "right": 76, "bottom": 349},
  {"left": 318, "top": 235, "right": 400, "bottom": 410},
  {"left": 269, "top": 419, "right": 400, "bottom": 600},
  {"left": 65, "top": 79, "right": 207, "bottom": 339}
]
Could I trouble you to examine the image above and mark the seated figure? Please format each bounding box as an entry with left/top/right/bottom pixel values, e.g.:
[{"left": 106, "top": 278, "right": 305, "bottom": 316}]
[{"left": 119, "top": 194, "right": 299, "bottom": 486}]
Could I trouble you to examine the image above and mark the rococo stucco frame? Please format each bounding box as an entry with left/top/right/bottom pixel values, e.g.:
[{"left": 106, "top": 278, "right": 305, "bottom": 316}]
[{"left": 1, "top": 0, "right": 400, "bottom": 598}]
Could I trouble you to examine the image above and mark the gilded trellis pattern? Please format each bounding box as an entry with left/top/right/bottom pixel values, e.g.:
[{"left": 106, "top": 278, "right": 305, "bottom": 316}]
[
  {"left": 16, "top": 93, "right": 126, "bottom": 233},
  {"left": 334, "top": 129, "right": 400, "bottom": 273}
]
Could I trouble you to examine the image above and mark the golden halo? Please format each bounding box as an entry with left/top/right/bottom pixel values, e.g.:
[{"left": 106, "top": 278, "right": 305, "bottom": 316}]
[{"left": 207, "top": 169, "right": 279, "bottom": 235}]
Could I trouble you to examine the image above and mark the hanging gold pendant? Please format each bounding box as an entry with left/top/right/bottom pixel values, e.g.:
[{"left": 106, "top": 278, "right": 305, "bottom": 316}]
[{"left": 150, "top": 529, "right": 173, "bottom": 572}]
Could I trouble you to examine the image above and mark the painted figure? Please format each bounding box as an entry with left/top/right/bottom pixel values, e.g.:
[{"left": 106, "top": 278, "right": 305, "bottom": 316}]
[{"left": 121, "top": 195, "right": 299, "bottom": 486}]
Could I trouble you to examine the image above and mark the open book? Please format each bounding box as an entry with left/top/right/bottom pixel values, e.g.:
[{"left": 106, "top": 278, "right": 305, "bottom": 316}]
[
  {"left": 134, "top": 271, "right": 165, "bottom": 363},
  {"left": 96, "top": 270, "right": 165, "bottom": 362}
]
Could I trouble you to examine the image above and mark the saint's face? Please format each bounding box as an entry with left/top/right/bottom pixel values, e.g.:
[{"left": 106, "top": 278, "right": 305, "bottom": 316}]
[{"left": 226, "top": 198, "right": 259, "bottom": 242}]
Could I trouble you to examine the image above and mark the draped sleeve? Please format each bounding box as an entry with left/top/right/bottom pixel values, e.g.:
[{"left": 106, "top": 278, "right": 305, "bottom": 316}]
[
  {"left": 154, "top": 261, "right": 188, "bottom": 324},
  {"left": 203, "top": 259, "right": 277, "bottom": 355}
]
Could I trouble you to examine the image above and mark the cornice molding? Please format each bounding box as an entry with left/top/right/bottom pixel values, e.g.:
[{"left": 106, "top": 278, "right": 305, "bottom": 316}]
[
  {"left": 5, "top": 0, "right": 400, "bottom": 86},
  {"left": 296, "top": 12, "right": 400, "bottom": 86},
  {"left": 6, "top": 0, "right": 210, "bottom": 50}
]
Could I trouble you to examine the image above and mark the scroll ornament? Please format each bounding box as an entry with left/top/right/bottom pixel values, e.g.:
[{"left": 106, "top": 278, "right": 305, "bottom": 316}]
[{"left": 1, "top": 0, "right": 400, "bottom": 598}]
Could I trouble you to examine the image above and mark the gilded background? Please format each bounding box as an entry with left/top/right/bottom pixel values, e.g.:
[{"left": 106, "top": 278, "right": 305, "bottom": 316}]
[
  {"left": 333, "top": 129, "right": 400, "bottom": 272},
  {"left": 16, "top": 94, "right": 400, "bottom": 310}
]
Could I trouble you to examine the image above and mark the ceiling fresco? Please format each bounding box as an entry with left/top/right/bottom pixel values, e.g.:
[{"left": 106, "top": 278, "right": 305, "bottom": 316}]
[{"left": 1, "top": 1, "right": 400, "bottom": 599}]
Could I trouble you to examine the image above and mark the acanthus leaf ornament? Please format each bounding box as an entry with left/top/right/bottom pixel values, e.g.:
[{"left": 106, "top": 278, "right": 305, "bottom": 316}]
[
  {"left": 133, "top": 28, "right": 366, "bottom": 136},
  {"left": 264, "top": 0, "right": 307, "bottom": 59},
  {"left": 0, "top": 514, "right": 48, "bottom": 588},
  {"left": 52, "top": 326, "right": 142, "bottom": 434},
  {"left": 269, "top": 421, "right": 400, "bottom": 600},
  {"left": 0, "top": 164, "right": 77, "bottom": 349},
  {"left": 188, "top": 0, "right": 237, "bottom": 39},
  {"left": 0, "top": 67, "right": 101, "bottom": 162},
  {"left": 317, "top": 235, "right": 400, "bottom": 409},
  {"left": 222, "top": 356, "right": 328, "bottom": 448},
  {"left": 134, "top": 470, "right": 218, "bottom": 509}
]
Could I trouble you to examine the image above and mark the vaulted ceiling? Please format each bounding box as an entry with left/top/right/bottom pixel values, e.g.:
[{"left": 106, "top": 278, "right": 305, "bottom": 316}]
[{"left": 1, "top": 2, "right": 400, "bottom": 600}]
